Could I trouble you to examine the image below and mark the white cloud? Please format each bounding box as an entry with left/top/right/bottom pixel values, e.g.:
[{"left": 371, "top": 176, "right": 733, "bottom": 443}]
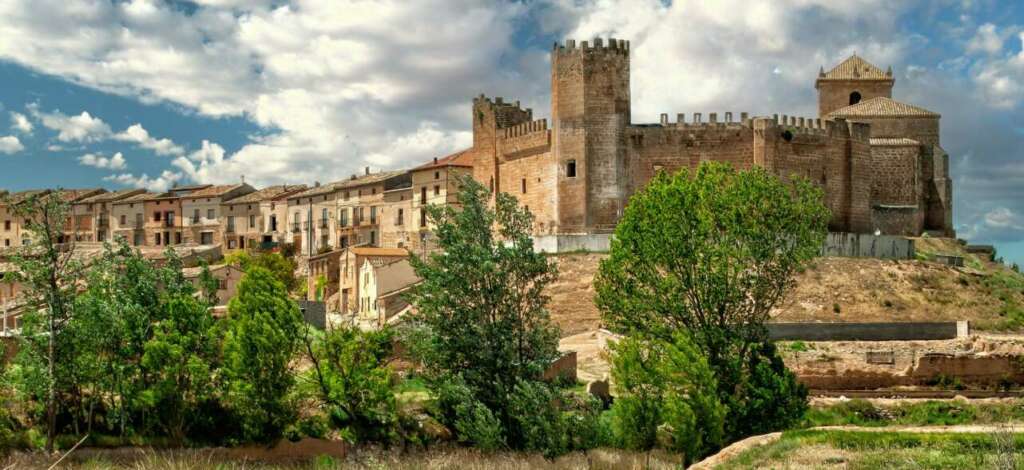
[
  {"left": 9, "top": 112, "right": 32, "bottom": 134},
  {"left": 114, "top": 123, "right": 184, "bottom": 156},
  {"left": 104, "top": 170, "right": 182, "bottom": 192},
  {"left": 0, "top": 135, "right": 24, "bottom": 154},
  {"left": 30, "top": 106, "right": 112, "bottom": 142},
  {"left": 966, "top": 24, "right": 1002, "bottom": 54},
  {"left": 78, "top": 151, "right": 126, "bottom": 170},
  {"left": 970, "top": 32, "right": 1024, "bottom": 108}
]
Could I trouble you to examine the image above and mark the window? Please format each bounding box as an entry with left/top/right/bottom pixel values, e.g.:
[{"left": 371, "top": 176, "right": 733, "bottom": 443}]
[
  {"left": 340, "top": 235, "right": 348, "bottom": 249},
  {"left": 434, "top": 185, "right": 440, "bottom": 196},
  {"left": 370, "top": 206, "right": 377, "bottom": 224},
  {"left": 339, "top": 208, "right": 348, "bottom": 227},
  {"left": 3, "top": 220, "right": 9, "bottom": 231},
  {"left": 207, "top": 209, "right": 214, "bottom": 220},
  {"left": 175, "top": 232, "right": 181, "bottom": 244},
  {"left": 372, "top": 187, "right": 376, "bottom": 195},
  {"left": 849, "top": 91, "right": 862, "bottom": 105},
  {"left": 521, "top": 178, "right": 527, "bottom": 194},
  {"left": 396, "top": 208, "right": 404, "bottom": 225},
  {"left": 227, "top": 216, "right": 235, "bottom": 231},
  {"left": 4, "top": 239, "right": 8, "bottom": 247},
  {"left": 155, "top": 234, "right": 161, "bottom": 245},
  {"left": 489, "top": 176, "right": 494, "bottom": 193},
  {"left": 201, "top": 232, "right": 213, "bottom": 245},
  {"left": 344, "top": 191, "right": 350, "bottom": 201},
  {"left": 370, "top": 230, "right": 376, "bottom": 246},
  {"left": 192, "top": 209, "right": 199, "bottom": 223},
  {"left": 249, "top": 215, "right": 255, "bottom": 228},
  {"left": 566, "top": 159, "right": 577, "bottom": 178},
  {"left": 434, "top": 171, "right": 440, "bottom": 180},
  {"left": 154, "top": 212, "right": 161, "bottom": 222},
  {"left": 421, "top": 187, "right": 427, "bottom": 204},
  {"left": 120, "top": 215, "right": 126, "bottom": 225},
  {"left": 420, "top": 208, "right": 427, "bottom": 227}
]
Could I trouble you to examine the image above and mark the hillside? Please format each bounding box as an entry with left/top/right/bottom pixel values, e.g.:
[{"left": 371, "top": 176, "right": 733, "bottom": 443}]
[{"left": 545, "top": 238, "right": 1024, "bottom": 336}]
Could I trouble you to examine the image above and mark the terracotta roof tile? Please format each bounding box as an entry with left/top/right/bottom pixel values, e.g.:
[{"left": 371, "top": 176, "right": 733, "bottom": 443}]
[
  {"left": 182, "top": 184, "right": 249, "bottom": 199},
  {"left": 350, "top": 246, "right": 410, "bottom": 257},
  {"left": 289, "top": 170, "right": 406, "bottom": 200},
  {"left": 78, "top": 188, "right": 146, "bottom": 203},
  {"left": 820, "top": 55, "right": 891, "bottom": 80},
  {"left": 414, "top": 149, "right": 474, "bottom": 171},
  {"left": 829, "top": 97, "right": 939, "bottom": 118},
  {"left": 870, "top": 137, "right": 920, "bottom": 146},
  {"left": 225, "top": 185, "right": 308, "bottom": 204}
]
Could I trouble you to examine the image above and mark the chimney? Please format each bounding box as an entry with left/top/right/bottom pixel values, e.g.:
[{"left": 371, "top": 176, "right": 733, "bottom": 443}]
[
  {"left": 351, "top": 174, "right": 356, "bottom": 180},
  {"left": 314, "top": 181, "right": 321, "bottom": 187},
  {"left": 365, "top": 166, "right": 370, "bottom": 175},
  {"left": 240, "top": 174, "right": 245, "bottom": 184},
  {"left": 433, "top": 157, "right": 438, "bottom": 165}
]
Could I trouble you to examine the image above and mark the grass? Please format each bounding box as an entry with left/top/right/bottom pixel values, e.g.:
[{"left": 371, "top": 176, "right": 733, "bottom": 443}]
[
  {"left": 802, "top": 399, "right": 1024, "bottom": 428},
  {"left": 724, "top": 430, "right": 1024, "bottom": 469}
]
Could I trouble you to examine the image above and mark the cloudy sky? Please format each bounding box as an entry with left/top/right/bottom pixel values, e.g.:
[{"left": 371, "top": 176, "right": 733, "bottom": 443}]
[{"left": 0, "top": 0, "right": 1021, "bottom": 264}]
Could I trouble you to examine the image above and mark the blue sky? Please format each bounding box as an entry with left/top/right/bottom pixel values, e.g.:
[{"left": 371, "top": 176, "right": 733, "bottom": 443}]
[{"left": 0, "top": 0, "right": 1022, "bottom": 264}]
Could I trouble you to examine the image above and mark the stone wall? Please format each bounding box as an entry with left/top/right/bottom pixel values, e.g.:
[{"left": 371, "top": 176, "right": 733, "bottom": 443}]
[
  {"left": 821, "top": 232, "right": 915, "bottom": 259},
  {"left": 817, "top": 79, "right": 894, "bottom": 116}
]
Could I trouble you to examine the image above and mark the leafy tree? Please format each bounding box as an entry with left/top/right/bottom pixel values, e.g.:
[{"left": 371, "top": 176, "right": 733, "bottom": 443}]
[
  {"left": 301, "top": 325, "right": 398, "bottom": 443},
  {"left": 405, "top": 175, "right": 561, "bottom": 447},
  {"left": 2, "top": 190, "right": 81, "bottom": 451},
  {"left": 596, "top": 162, "right": 827, "bottom": 440},
  {"left": 139, "top": 294, "right": 221, "bottom": 443},
  {"left": 224, "top": 251, "right": 299, "bottom": 293},
  {"left": 607, "top": 334, "right": 725, "bottom": 464},
  {"left": 223, "top": 266, "right": 304, "bottom": 442}
]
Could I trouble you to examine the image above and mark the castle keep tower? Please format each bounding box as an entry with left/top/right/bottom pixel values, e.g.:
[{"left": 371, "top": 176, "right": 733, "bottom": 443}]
[
  {"left": 816, "top": 54, "right": 894, "bottom": 117},
  {"left": 551, "top": 38, "right": 631, "bottom": 233}
]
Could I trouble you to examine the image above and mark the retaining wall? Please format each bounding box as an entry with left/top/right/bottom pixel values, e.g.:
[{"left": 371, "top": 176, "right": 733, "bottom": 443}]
[
  {"left": 821, "top": 232, "right": 915, "bottom": 259},
  {"left": 533, "top": 234, "right": 612, "bottom": 253},
  {"left": 769, "top": 321, "right": 966, "bottom": 341}
]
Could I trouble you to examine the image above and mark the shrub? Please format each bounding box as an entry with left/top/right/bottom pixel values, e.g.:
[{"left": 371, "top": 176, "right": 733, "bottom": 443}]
[
  {"left": 722, "top": 341, "right": 808, "bottom": 439},
  {"left": 608, "top": 334, "right": 726, "bottom": 464},
  {"left": 453, "top": 400, "right": 506, "bottom": 451},
  {"left": 507, "top": 379, "right": 568, "bottom": 458}
]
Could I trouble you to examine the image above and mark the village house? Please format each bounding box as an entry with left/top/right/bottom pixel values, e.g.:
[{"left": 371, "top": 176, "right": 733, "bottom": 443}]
[
  {"left": 409, "top": 151, "right": 474, "bottom": 254},
  {"left": 180, "top": 184, "right": 255, "bottom": 247},
  {"left": 144, "top": 184, "right": 211, "bottom": 247},
  {"left": 337, "top": 246, "right": 409, "bottom": 315},
  {"left": 70, "top": 189, "right": 147, "bottom": 243},
  {"left": 356, "top": 257, "right": 419, "bottom": 326},
  {"left": 219, "top": 184, "right": 307, "bottom": 252},
  {"left": 183, "top": 263, "right": 245, "bottom": 308},
  {"left": 110, "top": 192, "right": 152, "bottom": 246}
]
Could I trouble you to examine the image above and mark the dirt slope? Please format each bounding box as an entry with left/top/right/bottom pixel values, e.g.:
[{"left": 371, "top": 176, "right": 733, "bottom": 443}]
[{"left": 545, "top": 238, "right": 1024, "bottom": 336}]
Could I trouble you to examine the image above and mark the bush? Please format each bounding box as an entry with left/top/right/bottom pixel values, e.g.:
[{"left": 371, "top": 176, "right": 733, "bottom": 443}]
[
  {"left": 722, "top": 341, "right": 808, "bottom": 439},
  {"left": 607, "top": 334, "right": 726, "bottom": 464},
  {"left": 507, "top": 379, "right": 568, "bottom": 458},
  {"left": 453, "top": 400, "right": 506, "bottom": 451}
]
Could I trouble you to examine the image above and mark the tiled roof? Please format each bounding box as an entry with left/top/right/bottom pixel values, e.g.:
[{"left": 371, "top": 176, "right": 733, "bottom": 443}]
[
  {"left": 112, "top": 192, "right": 155, "bottom": 205},
  {"left": 78, "top": 188, "right": 146, "bottom": 203},
  {"left": 829, "top": 97, "right": 939, "bottom": 118},
  {"left": 414, "top": 149, "right": 474, "bottom": 171},
  {"left": 350, "top": 246, "right": 410, "bottom": 257},
  {"left": 224, "top": 185, "right": 308, "bottom": 204},
  {"left": 820, "top": 55, "right": 891, "bottom": 80},
  {"left": 289, "top": 170, "right": 407, "bottom": 200},
  {"left": 182, "top": 184, "right": 249, "bottom": 199},
  {"left": 6, "top": 190, "right": 48, "bottom": 205},
  {"left": 870, "top": 137, "right": 920, "bottom": 146},
  {"left": 61, "top": 188, "right": 106, "bottom": 202}
]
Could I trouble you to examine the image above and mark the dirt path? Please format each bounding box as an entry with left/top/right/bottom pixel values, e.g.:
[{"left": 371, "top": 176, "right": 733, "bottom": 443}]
[{"left": 687, "top": 423, "right": 1024, "bottom": 469}]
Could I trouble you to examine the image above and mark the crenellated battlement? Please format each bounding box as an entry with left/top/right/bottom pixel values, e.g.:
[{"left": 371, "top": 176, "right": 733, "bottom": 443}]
[
  {"left": 473, "top": 93, "right": 532, "bottom": 115},
  {"left": 552, "top": 37, "right": 630, "bottom": 55},
  {"left": 503, "top": 118, "right": 548, "bottom": 139}
]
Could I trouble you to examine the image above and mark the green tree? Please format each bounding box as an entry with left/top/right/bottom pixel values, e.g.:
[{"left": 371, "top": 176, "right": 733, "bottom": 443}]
[
  {"left": 2, "top": 190, "right": 81, "bottom": 451},
  {"left": 405, "top": 174, "right": 561, "bottom": 448},
  {"left": 224, "top": 251, "right": 299, "bottom": 293},
  {"left": 223, "top": 266, "right": 304, "bottom": 442},
  {"left": 596, "top": 162, "right": 827, "bottom": 440},
  {"left": 140, "top": 294, "right": 220, "bottom": 443},
  {"left": 301, "top": 326, "right": 397, "bottom": 443},
  {"left": 607, "top": 334, "right": 725, "bottom": 464}
]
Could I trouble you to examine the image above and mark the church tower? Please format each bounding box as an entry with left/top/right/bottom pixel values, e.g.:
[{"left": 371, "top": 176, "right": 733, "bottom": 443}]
[{"left": 816, "top": 54, "right": 894, "bottom": 117}]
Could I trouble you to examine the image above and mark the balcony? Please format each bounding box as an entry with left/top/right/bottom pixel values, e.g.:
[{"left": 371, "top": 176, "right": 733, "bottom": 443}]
[
  {"left": 292, "top": 223, "right": 301, "bottom": 233},
  {"left": 318, "top": 219, "right": 329, "bottom": 229}
]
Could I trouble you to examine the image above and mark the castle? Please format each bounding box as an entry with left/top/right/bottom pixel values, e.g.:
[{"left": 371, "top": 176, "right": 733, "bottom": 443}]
[{"left": 456, "top": 38, "right": 953, "bottom": 237}]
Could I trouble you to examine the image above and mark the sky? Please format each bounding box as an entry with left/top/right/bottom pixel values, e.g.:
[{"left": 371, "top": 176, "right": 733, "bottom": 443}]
[{"left": 0, "top": 0, "right": 1021, "bottom": 264}]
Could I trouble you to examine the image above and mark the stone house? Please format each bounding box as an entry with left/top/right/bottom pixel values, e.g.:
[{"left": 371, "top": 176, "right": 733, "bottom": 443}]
[
  {"left": 337, "top": 246, "right": 409, "bottom": 315},
  {"left": 110, "top": 192, "right": 152, "bottom": 246},
  {"left": 357, "top": 257, "right": 419, "bottom": 326},
  {"left": 180, "top": 184, "right": 255, "bottom": 247},
  {"left": 71, "top": 189, "right": 146, "bottom": 243},
  {"left": 409, "top": 151, "right": 474, "bottom": 253},
  {"left": 144, "top": 185, "right": 211, "bottom": 247},
  {"left": 219, "top": 184, "right": 307, "bottom": 252},
  {"left": 183, "top": 263, "right": 245, "bottom": 307}
]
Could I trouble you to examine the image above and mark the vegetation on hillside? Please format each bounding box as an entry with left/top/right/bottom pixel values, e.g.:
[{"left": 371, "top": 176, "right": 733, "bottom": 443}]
[{"left": 595, "top": 162, "right": 829, "bottom": 461}]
